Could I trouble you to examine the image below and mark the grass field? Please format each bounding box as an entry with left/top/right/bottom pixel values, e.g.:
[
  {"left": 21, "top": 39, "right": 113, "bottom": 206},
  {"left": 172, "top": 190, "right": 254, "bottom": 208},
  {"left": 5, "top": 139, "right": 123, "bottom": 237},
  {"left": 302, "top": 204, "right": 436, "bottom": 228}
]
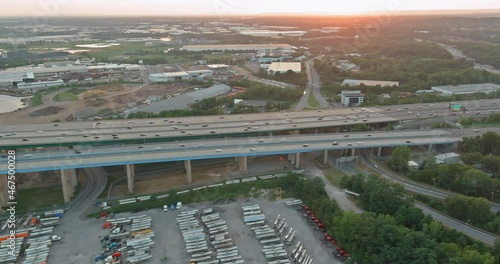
[
  {"left": 53, "top": 91, "right": 78, "bottom": 102},
  {"left": 324, "top": 167, "right": 349, "bottom": 188},
  {"left": 307, "top": 92, "right": 320, "bottom": 107},
  {"left": 17, "top": 186, "right": 64, "bottom": 213},
  {"left": 31, "top": 93, "right": 43, "bottom": 106}
]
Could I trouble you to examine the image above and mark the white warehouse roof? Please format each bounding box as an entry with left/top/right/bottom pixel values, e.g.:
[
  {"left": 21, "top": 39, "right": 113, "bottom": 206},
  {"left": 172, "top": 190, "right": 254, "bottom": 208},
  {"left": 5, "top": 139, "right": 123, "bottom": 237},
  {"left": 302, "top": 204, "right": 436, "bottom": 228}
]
[
  {"left": 268, "top": 62, "right": 302, "bottom": 73},
  {"left": 431, "top": 83, "right": 500, "bottom": 95},
  {"left": 342, "top": 79, "right": 399, "bottom": 87}
]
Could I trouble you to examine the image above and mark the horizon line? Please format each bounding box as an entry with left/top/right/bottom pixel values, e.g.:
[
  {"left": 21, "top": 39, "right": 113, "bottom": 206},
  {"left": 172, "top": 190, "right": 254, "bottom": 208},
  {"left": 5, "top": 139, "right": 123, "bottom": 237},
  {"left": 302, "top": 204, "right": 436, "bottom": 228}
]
[{"left": 1, "top": 8, "right": 500, "bottom": 18}]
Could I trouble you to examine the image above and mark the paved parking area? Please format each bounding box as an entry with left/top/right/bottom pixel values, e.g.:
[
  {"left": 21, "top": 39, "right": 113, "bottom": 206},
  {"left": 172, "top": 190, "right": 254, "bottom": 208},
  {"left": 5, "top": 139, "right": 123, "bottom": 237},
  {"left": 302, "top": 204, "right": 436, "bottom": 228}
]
[{"left": 49, "top": 199, "right": 340, "bottom": 264}]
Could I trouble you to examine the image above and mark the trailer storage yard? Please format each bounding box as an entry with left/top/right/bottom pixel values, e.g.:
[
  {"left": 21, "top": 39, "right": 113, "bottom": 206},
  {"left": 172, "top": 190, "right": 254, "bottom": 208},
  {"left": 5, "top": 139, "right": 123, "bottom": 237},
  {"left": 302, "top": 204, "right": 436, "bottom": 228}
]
[{"left": 44, "top": 198, "right": 340, "bottom": 264}]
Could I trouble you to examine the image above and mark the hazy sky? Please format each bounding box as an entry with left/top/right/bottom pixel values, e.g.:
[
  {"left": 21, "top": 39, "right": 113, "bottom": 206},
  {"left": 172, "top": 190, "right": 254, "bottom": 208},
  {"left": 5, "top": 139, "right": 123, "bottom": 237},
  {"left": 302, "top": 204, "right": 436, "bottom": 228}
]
[{"left": 2, "top": 0, "right": 500, "bottom": 16}]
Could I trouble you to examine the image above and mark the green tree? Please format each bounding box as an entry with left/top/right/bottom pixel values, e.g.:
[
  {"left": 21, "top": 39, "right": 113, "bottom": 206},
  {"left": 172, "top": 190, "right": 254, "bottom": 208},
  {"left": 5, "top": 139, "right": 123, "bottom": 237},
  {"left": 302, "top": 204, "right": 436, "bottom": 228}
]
[
  {"left": 389, "top": 146, "right": 411, "bottom": 173},
  {"left": 460, "top": 152, "right": 483, "bottom": 165}
]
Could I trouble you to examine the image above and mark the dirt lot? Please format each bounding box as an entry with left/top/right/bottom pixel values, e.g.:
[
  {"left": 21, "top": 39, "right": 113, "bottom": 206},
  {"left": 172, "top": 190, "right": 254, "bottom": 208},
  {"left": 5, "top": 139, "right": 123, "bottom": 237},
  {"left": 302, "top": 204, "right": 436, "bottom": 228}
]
[
  {"left": 109, "top": 156, "right": 303, "bottom": 198},
  {"left": 0, "top": 82, "right": 193, "bottom": 124}
]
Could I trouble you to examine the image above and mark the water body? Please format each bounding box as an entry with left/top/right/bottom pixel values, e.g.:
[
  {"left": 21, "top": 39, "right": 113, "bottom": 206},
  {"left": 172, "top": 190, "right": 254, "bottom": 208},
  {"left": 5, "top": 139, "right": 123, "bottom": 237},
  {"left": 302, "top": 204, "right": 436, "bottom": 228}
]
[{"left": 0, "top": 94, "right": 29, "bottom": 114}]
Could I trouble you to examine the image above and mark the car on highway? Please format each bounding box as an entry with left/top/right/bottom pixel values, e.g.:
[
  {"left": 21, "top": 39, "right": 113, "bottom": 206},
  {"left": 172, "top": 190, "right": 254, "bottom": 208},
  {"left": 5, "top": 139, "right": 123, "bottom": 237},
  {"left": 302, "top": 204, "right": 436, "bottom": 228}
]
[
  {"left": 138, "top": 146, "right": 144, "bottom": 149},
  {"left": 332, "top": 141, "right": 338, "bottom": 145},
  {"left": 473, "top": 129, "right": 479, "bottom": 133},
  {"left": 154, "top": 147, "right": 162, "bottom": 150},
  {"left": 22, "top": 138, "right": 29, "bottom": 141},
  {"left": 37, "top": 130, "right": 44, "bottom": 133},
  {"left": 74, "top": 150, "right": 82, "bottom": 154},
  {"left": 127, "top": 126, "right": 133, "bottom": 129},
  {"left": 184, "top": 124, "right": 190, "bottom": 127},
  {"left": 215, "top": 149, "right": 222, "bottom": 152},
  {"left": 94, "top": 136, "right": 101, "bottom": 139},
  {"left": 344, "top": 135, "right": 349, "bottom": 138},
  {"left": 347, "top": 143, "right": 352, "bottom": 146},
  {"left": 250, "top": 148, "right": 257, "bottom": 152},
  {"left": 280, "top": 139, "right": 287, "bottom": 142},
  {"left": 148, "top": 121, "right": 154, "bottom": 124},
  {"left": 303, "top": 144, "right": 309, "bottom": 147},
  {"left": 179, "top": 144, "right": 186, "bottom": 147},
  {"left": 113, "top": 136, "right": 119, "bottom": 139},
  {"left": 210, "top": 131, "right": 216, "bottom": 134},
  {"left": 476, "top": 111, "right": 481, "bottom": 115},
  {"left": 406, "top": 140, "right": 411, "bottom": 143},
  {"left": 202, "top": 124, "right": 209, "bottom": 127},
  {"left": 140, "top": 134, "right": 146, "bottom": 137},
  {"left": 363, "top": 119, "right": 368, "bottom": 122},
  {"left": 83, "top": 135, "right": 89, "bottom": 138},
  {"left": 357, "top": 142, "right": 363, "bottom": 145},
  {"left": 367, "top": 134, "right": 372, "bottom": 137},
  {"left": 57, "top": 137, "right": 64, "bottom": 140},
  {"left": 23, "top": 154, "right": 32, "bottom": 158},
  {"left": 181, "top": 131, "right": 186, "bottom": 134}
]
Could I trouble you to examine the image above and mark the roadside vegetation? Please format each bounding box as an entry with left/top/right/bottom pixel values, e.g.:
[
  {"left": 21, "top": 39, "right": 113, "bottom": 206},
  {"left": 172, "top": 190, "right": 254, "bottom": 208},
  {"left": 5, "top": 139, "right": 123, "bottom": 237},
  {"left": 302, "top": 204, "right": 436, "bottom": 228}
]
[
  {"left": 31, "top": 93, "right": 43, "bottom": 107},
  {"left": 307, "top": 92, "right": 320, "bottom": 107},
  {"left": 16, "top": 186, "right": 65, "bottom": 213},
  {"left": 459, "top": 113, "right": 500, "bottom": 128},
  {"left": 255, "top": 68, "right": 308, "bottom": 87}
]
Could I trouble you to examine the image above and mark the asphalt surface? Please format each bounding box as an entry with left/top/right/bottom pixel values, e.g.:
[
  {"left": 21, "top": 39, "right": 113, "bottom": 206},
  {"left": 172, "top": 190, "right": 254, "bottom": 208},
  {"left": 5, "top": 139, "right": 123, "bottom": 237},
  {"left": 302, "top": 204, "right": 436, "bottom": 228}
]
[
  {"left": 0, "top": 130, "right": 461, "bottom": 173},
  {"left": 295, "top": 55, "right": 328, "bottom": 111}
]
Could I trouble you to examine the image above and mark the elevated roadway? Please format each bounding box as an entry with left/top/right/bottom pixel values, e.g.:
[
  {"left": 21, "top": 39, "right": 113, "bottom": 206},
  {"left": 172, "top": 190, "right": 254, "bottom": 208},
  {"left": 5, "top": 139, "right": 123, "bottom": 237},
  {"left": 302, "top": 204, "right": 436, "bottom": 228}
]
[
  {"left": 0, "top": 130, "right": 459, "bottom": 174},
  {"left": 0, "top": 98, "right": 498, "bottom": 149}
]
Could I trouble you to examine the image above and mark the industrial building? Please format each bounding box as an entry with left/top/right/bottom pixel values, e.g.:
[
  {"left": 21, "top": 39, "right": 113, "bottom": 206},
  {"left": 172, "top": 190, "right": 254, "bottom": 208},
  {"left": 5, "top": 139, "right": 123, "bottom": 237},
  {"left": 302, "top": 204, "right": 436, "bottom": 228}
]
[
  {"left": 431, "top": 83, "right": 500, "bottom": 95},
  {"left": 267, "top": 62, "right": 302, "bottom": 74},
  {"left": 182, "top": 44, "right": 294, "bottom": 53},
  {"left": 435, "top": 152, "right": 460, "bottom": 164},
  {"left": 341, "top": 90, "right": 364, "bottom": 107},
  {"left": 0, "top": 63, "right": 143, "bottom": 89},
  {"left": 126, "top": 84, "right": 231, "bottom": 114},
  {"left": 342, "top": 79, "right": 400, "bottom": 87},
  {"left": 149, "top": 70, "right": 213, "bottom": 83},
  {"left": 17, "top": 80, "right": 65, "bottom": 90}
]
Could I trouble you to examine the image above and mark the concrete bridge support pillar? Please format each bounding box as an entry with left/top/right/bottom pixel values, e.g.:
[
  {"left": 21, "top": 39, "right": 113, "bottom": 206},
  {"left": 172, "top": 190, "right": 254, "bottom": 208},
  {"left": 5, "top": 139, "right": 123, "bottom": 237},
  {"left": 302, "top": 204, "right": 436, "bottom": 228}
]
[
  {"left": 287, "top": 153, "right": 293, "bottom": 162},
  {"left": 351, "top": 148, "right": 355, "bottom": 157},
  {"left": 323, "top": 150, "right": 328, "bottom": 165},
  {"left": 428, "top": 144, "right": 433, "bottom": 152},
  {"left": 0, "top": 175, "right": 8, "bottom": 207},
  {"left": 295, "top": 153, "right": 300, "bottom": 169},
  {"left": 235, "top": 157, "right": 239, "bottom": 163},
  {"left": 126, "top": 164, "right": 135, "bottom": 194},
  {"left": 291, "top": 154, "right": 295, "bottom": 164},
  {"left": 60, "top": 169, "right": 76, "bottom": 203},
  {"left": 239, "top": 156, "right": 248, "bottom": 174},
  {"left": 185, "top": 160, "right": 192, "bottom": 183},
  {"left": 378, "top": 147, "right": 382, "bottom": 157}
]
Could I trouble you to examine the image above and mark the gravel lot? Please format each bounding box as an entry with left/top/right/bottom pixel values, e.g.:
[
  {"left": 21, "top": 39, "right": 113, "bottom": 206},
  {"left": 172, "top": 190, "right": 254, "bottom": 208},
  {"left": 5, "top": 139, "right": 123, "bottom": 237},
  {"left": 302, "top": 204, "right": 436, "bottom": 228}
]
[{"left": 49, "top": 199, "right": 340, "bottom": 264}]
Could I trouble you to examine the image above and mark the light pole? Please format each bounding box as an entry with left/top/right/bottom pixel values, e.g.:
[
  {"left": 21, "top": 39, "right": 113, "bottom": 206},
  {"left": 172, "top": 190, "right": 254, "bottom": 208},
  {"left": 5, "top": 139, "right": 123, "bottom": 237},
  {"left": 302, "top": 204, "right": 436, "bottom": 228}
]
[{"left": 465, "top": 220, "right": 470, "bottom": 232}]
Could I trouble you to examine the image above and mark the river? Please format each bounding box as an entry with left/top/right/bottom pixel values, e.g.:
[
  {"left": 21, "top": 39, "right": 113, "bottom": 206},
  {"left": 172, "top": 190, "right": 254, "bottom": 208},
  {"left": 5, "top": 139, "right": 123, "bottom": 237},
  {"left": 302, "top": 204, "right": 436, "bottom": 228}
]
[{"left": 0, "top": 94, "right": 29, "bottom": 114}]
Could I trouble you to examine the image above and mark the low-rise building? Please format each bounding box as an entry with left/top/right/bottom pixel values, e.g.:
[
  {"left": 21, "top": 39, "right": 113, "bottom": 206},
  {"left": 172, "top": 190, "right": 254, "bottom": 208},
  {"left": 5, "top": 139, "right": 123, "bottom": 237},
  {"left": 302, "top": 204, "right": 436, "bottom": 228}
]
[
  {"left": 341, "top": 90, "right": 364, "bottom": 107},
  {"left": 149, "top": 72, "right": 191, "bottom": 82},
  {"left": 431, "top": 83, "right": 500, "bottom": 95},
  {"left": 17, "top": 80, "right": 64, "bottom": 91},
  {"left": 342, "top": 79, "right": 399, "bottom": 87},
  {"left": 435, "top": 152, "right": 460, "bottom": 164}
]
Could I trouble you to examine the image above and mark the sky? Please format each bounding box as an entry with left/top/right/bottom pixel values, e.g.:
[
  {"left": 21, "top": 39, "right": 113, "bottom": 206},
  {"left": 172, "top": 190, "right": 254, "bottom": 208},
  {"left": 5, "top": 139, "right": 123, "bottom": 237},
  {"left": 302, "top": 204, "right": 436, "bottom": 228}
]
[{"left": 2, "top": 0, "right": 500, "bottom": 16}]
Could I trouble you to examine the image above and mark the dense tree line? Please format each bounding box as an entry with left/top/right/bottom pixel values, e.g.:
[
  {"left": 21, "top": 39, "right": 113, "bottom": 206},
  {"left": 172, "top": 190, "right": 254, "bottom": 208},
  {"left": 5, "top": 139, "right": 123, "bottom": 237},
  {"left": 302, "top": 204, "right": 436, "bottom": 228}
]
[
  {"left": 256, "top": 68, "right": 308, "bottom": 87},
  {"left": 455, "top": 43, "right": 500, "bottom": 69},
  {"left": 459, "top": 113, "right": 500, "bottom": 127},
  {"left": 338, "top": 173, "right": 496, "bottom": 264}
]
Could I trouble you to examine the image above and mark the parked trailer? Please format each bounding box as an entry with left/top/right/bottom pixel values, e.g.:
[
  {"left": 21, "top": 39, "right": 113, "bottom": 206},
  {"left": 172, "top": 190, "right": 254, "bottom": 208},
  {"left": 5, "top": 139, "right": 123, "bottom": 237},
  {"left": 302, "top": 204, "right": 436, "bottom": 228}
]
[
  {"left": 243, "top": 210, "right": 262, "bottom": 216},
  {"left": 285, "top": 199, "right": 303, "bottom": 207},
  {"left": 213, "top": 242, "right": 233, "bottom": 250},
  {"left": 218, "top": 255, "right": 242, "bottom": 263},
  {"left": 216, "top": 246, "right": 238, "bottom": 252},
  {"left": 191, "top": 251, "right": 213, "bottom": 258},
  {"left": 242, "top": 205, "right": 260, "bottom": 212},
  {"left": 198, "top": 260, "right": 220, "bottom": 264},
  {"left": 187, "top": 246, "right": 209, "bottom": 254},
  {"left": 260, "top": 238, "right": 282, "bottom": 245}
]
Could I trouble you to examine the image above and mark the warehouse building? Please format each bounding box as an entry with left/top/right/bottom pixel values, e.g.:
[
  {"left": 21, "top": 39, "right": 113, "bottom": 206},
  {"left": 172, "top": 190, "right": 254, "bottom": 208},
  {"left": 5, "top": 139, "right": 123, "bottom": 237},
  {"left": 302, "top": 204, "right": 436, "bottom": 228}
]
[
  {"left": 267, "top": 62, "right": 302, "bottom": 74},
  {"left": 342, "top": 79, "right": 399, "bottom": 87},
  {"left": 182, "top": 44, "right": 294, "bottom": 53},
  {"left": 341, "top": 90, "right": 364, "bottom": 107},
  {"left": 431, "top": 83, "right": 500, "bottom": 95},
  {"left": 435, "top": 152, "right": 460, "bottom": 164},
  {"left": 17, "top": 80, "right": 64, "bottom": 91},
  {"left": 238, "top": 30, "right": 307, "bottom": 37},
  {"left": 0, "top": 63, "right": 143, "bottom": 89},
  {"left": 149, "top": 70, "right": 213, "bottom": 83},
  {"left": 126, "top": 84, "right": 231, "bottom": 114}
]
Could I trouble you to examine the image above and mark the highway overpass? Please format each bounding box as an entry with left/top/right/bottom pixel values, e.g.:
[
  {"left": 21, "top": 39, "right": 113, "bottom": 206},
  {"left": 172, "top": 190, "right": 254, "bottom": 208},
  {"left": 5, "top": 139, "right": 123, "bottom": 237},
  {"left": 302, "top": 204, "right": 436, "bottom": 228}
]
[
  {"left": 0, "top": 130, "right": 459, "bottom": 205},
  {"left": 1, "top": 98, "right": 498, "bottom": 150}
]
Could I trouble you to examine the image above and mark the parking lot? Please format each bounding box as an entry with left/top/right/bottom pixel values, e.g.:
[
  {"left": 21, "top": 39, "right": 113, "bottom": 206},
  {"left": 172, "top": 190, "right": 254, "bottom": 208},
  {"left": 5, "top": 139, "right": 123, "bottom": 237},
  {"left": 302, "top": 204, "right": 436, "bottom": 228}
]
[{"left": 48, "top": 199, "right": 340, "bottom": 264}]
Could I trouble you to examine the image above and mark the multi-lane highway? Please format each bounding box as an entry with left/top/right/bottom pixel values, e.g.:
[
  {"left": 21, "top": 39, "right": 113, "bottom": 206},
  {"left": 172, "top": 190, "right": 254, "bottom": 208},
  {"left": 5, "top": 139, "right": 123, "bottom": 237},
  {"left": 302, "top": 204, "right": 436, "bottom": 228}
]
[
  {"left": 0, "top": 130, "right": 460, "bottom": 173},
  {"left": 0, "top": 108, "right": 397, "bottom": 149}
]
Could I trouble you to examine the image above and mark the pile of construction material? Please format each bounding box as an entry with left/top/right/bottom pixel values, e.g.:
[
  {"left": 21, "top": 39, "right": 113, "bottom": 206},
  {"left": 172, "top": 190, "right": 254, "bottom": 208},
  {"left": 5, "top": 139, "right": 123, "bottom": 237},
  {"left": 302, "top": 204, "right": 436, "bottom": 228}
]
[
  {"left": 124, "top": 215, "right": 154, "bottom": 263},
  {"left": 0, "top": 233, "right": 26, "bottom": 264},
  {"left": 23, "top": 233, "right": 61, "bottom": 264},
  {"left": 178, "top": 208, "right": 243, "bottom": 264},
  {"left": 242, "top": 205, "right": 290, "bottom": 264}
]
